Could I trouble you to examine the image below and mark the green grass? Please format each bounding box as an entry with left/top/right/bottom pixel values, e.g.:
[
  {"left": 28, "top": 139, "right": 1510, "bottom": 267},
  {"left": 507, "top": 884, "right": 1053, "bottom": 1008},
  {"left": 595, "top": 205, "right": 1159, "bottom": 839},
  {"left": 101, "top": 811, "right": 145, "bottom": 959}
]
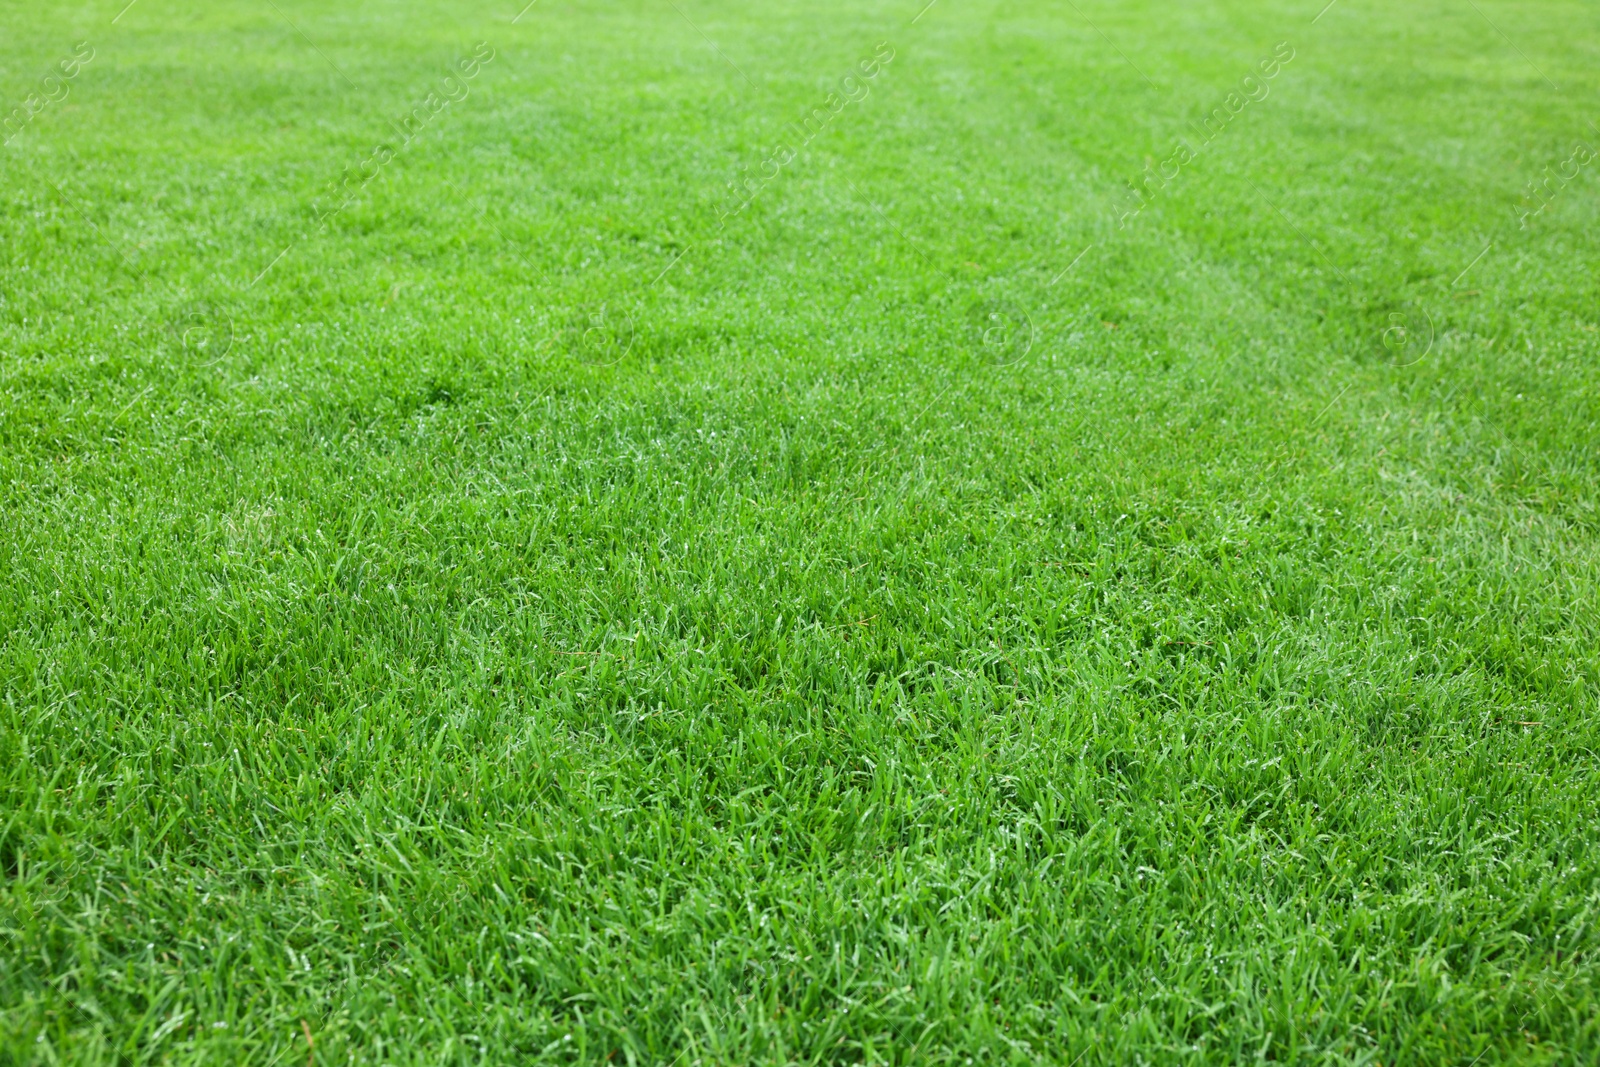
[{"left": 2, "top": 0, "right": 1599, "bottom": 1062}]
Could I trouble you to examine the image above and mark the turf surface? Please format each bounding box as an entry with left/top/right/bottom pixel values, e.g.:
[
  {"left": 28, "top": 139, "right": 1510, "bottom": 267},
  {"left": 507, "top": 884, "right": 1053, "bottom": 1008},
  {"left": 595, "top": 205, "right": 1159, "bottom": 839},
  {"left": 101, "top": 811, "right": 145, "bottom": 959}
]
[{"left": 2, "top": 0, "right": 1599, "bottom": 1063}]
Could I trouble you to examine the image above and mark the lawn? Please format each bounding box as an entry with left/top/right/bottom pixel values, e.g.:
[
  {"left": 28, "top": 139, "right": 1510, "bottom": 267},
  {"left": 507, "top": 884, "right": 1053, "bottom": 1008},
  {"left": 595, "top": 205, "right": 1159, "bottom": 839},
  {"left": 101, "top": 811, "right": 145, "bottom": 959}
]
[{"left": 2, "top": 0, "right": 1598, "bottom": 1062}]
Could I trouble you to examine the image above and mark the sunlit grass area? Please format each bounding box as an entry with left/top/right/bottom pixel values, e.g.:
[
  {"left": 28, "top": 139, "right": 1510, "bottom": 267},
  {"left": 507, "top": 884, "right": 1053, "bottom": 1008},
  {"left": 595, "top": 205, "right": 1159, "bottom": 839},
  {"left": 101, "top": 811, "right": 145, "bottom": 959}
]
[{"left": 2, "top": 0, "right": 1598, "bottom": 1062}]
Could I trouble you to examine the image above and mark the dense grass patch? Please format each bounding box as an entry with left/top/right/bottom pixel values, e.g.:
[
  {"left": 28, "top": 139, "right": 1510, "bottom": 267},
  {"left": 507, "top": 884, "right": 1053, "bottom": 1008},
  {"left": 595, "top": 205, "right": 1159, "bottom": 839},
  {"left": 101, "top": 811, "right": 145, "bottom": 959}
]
[{"left": 2, "top": 0, "right": 1598, "bottom": 1062}]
